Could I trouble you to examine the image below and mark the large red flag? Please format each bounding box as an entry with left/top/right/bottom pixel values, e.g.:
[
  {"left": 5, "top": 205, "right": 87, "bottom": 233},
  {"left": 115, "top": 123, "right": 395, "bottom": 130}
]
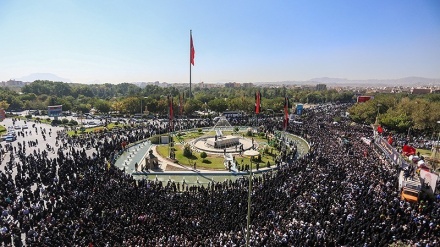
[
  {"left": 169, "top": 96, "right": 174, "bottom": 131},
  {"left": 387, "top": 135, "right": 393, "bottom": 145},
  {"left": 402, "top": 144, "right": 416, "bottom": 156},
  {"left": 190, "top": 33, "right": 195, "bottom": 66},
  {"left": 283, "top": 96, "right": 289, "bottom": 130},
  {"left": 255, "top": 91, "right": 261, "bottom": 114},
  {"left": 377, "top": 125, "right": 383, "bottom": 134}
]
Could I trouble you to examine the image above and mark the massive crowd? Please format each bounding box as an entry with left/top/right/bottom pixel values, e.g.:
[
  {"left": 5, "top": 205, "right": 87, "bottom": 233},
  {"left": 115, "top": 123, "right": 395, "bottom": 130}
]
[{"left": 0, "top": 103, "right": 439, "bottom": 246}]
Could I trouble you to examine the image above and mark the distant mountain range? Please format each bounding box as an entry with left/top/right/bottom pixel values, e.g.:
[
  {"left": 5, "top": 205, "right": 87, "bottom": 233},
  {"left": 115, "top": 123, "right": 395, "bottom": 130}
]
[
  {"left": 15, "top": 73, "right": 71, "bottom": 83},
  {"left": 308, "top": 77, "right": 440, "bottom": 87},
  {"left": 5, "top": 73, "right": 440, "bottom": 87},
  {"left": 257, "top": 77, "right": 440, "bottom": 87}
]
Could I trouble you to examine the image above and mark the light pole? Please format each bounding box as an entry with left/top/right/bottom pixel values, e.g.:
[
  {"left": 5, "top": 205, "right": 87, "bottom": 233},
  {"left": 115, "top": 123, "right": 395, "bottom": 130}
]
[
  {"left": 375, "top": 103, "right": 382, "bottom": 125},
  {"left": 141, "top": 97, "right": 148, "bottom": 116},
  {"left": 243, "top": 149, "right": 259, "bottom": 247},
  {"left": 435, "top": 121, "right": 440, "bottom": 161}
]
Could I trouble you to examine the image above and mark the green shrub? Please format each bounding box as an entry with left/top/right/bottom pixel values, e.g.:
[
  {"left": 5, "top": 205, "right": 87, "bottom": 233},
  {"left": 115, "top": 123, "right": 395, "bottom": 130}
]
[
  {"left": 246, "top": 130, "right": 253, "bottom": 136},
  {"left": 198, "top": 128, "right": 202, "bottom": 133},
  {"left": 61, "top": 118, "right": 69, "bottom": 124},
  {"left": 69, "top": 119, "right": 78, "bottom": 126},
  {"left": 183, "top": 144, "right": 192, "bottom": 157},
  {"left": 150, "top": 135, "right": 160, "bottom": 144},
  {"left": 264, "top": 146, "right": 270, "bottom": 154},
  {"left": 333, "top": 116, "right": 341, "bottom": 123},
  {"left": 234, "top": 126, "right": 239, "bottom": 132},
  {"left": 51, "top": 119, "right": 61, "bottom": 126},
  {"left": 200, "top": 152, "right": 207, "bottom": 160},
  {"left": 25, "top": 115, "right": 32, "bottom": 119}
]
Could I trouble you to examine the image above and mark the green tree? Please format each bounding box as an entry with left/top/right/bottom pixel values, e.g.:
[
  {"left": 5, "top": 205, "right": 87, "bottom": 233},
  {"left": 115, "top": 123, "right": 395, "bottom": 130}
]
[
  {"left": 183, "top": 144, "right": 192, "bottom": 157},
  {"left": 121, "top": 97, "right": 141, "bottom": 114},
  {"left": 7, "top": 97, "right": 24, "bottom": 110},
  {"left": 74, "top": 104, "right": 91, "bottom": 114},
  {"left": 0, "top": 100, "right": 10, "bottom": 110},
  {"left": 94, "top": 99, "right": 111, "bottom": 114},
  {"left": 200, "top": 152, "right": 207, "bottom": 161},
  {"left": 380, "top": 109, "right": 412, "bottom": 132},
  {"left": 208, "top": 98, "right": 228, "bottom": 113},
  {"left": 347, "top": 101, "right": 377, "bottom": 124},
  {"left": 184, "top": 98, "right": 202, "bottom": 116}
]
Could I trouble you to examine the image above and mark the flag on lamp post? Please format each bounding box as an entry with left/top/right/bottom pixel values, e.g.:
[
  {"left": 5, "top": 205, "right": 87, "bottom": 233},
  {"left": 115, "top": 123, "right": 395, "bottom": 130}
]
[
  {"left": 190, "top": 33, "right": 195, "bottom": 66},
  {"left": 168, "top": 95, "right": 174, "bottom": 132},
  {"left": 283, "top": 96, "right": 289, "bottom": 130},
  {"left": 255, "top": 91, "right": 261, "bottom": 114}
]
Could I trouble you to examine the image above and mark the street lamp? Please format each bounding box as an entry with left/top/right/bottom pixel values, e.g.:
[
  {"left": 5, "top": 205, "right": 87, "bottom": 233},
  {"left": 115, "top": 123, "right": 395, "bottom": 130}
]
[
  {"left": 140, "top": 97, "right": 148, "bottom": 116},
  {"left": 435, "top": 121, "right": 440, "bottom": 161},
  {"left": 375, "top": 103, "right": 382, "bottom": 125},
  {"left": 243, "top": 149, "right": 259, "bottom": 247}
]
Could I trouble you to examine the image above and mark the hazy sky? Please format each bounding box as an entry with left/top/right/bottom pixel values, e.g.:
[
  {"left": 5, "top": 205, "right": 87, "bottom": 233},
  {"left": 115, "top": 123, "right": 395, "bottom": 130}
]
[{"left": 1, "top": 0, "right": 439, "bottom": 84}]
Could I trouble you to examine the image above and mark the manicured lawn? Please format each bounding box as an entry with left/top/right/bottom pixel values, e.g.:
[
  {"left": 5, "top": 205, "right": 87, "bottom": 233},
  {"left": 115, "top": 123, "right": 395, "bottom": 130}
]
[
  {"left": 156, "top": 143, "right": 278, "bottom": 171},
  {"left": 176, "top": 131, "right": 213, "bottom": 141},
  {"left": 156, "top": 145, "right": 226, "bottom": 170},
  {"left": 31, "top": 118, "right": 52, "bottom": 124},
  {"left": 66, "top": 123, "right": 127, "bottom": 136},
  {"left": 417, "top": 148, "right": 432, "bottom": 157},
  {"left": 0, "top": 125, "right": 6, "bottom": 134}
]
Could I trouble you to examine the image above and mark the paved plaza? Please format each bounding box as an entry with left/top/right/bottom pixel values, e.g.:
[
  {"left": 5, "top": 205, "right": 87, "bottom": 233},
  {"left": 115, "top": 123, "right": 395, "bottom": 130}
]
[{"left": 114, "top": 130, "right": 310, "bottom": 184}]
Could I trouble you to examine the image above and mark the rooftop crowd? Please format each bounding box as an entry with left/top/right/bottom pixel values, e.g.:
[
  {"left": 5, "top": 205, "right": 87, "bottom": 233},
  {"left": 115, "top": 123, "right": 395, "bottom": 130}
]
[{"left": 0, "top": 103, "right": 439, "bottom": 246}]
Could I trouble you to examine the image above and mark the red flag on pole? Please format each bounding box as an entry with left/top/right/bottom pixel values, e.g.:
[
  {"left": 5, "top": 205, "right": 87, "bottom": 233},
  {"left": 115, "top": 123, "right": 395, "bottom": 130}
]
[
  {"left": 377, "top": 125, "right": 383, "bottom": 134},
  {"left": 169, "top": 96, "right": 174, "bottom": 131},
  {"left": 402, "top": 144, "right": 416, "bottom": 156},
  {"left": 255, "top": 91, "right": 261, "bottom": 114},
  {"left": 190, "top": 33, "right": 195, "bottom": 66},
  {"left": 283, "top": 96, "right": 289, "bottom": 130},
  {"left": 387, "top": 135, "right": 393, "bottom": 145}
]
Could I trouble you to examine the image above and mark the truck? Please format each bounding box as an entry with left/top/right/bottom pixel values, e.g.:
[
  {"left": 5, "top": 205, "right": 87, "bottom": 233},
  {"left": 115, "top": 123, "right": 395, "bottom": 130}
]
[
  {"left": 398, "top": 168, "right": 429, "bottom": 203},
  {"left": 399, "top": 178, "right": 422, "bottom": 203}
]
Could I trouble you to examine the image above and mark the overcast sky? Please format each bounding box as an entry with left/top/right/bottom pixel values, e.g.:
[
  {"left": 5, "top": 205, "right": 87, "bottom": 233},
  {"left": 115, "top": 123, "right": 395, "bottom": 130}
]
[{"left": 1, "top": 0, "right": 439, "bottom": 84}]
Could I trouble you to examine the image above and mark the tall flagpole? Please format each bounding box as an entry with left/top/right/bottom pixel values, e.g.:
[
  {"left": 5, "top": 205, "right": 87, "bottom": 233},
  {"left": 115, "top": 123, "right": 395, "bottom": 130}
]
[{"left": 189, "top": 30, "right": 192, "bottom": 98}]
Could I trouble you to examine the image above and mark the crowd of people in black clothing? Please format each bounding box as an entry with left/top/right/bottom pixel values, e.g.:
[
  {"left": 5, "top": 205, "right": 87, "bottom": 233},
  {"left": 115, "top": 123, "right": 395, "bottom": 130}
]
[{"left": 0, "top": 103, "right": 439, "bottom": 246}]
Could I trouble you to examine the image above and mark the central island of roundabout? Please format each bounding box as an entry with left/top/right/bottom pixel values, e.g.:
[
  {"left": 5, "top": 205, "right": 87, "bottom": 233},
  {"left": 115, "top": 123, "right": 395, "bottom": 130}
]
[{"left": 114, "top": 119, "right": 309, "bottom": 185}]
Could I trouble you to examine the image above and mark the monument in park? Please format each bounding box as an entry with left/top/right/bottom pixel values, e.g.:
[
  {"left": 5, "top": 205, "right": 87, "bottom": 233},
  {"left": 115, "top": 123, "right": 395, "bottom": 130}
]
[
  {"left": 206, "top": 130, "right": 240, "bottom": 149},
  {"left": 191, "top": 116, "right": 254, "bottom": 154}
]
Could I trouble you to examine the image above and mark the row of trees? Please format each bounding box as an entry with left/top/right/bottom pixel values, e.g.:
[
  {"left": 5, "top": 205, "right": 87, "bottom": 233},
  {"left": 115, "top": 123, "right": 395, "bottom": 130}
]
[
  {"left": 348, "top": 93, "right": 440, "bottom": 133},
  {"left": 2, "top": 80, "right": 439, "bottom": 134},
  {"left": 0, "top": 80, "right": 355, "bottom": 116}
]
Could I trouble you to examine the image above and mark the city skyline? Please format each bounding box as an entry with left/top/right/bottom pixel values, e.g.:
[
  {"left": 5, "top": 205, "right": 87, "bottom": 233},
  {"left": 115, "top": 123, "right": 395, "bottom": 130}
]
[{"left": 1, "top": 0, "right": 439, "bottom": 84}]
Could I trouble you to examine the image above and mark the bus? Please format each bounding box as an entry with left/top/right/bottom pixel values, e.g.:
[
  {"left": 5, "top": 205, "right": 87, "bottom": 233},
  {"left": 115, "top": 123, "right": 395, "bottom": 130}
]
[{"left": 222, "top": 111, "right": 244, "bottom": 118}]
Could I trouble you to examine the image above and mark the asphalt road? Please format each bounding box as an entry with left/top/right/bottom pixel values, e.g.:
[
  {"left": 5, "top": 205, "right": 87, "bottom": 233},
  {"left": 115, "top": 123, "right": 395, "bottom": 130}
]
[{"left": 0, "top": 117, "right": 85, "bottom": 173}]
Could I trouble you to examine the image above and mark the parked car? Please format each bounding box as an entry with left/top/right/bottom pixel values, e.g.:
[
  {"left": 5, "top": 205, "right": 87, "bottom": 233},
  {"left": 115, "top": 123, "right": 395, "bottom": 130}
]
[
  {"left": 22, "top": 124, "right": 28, "bottom": 129},
  {"left": 5, "top": 135, "right": 16, "bottom": 142}
]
